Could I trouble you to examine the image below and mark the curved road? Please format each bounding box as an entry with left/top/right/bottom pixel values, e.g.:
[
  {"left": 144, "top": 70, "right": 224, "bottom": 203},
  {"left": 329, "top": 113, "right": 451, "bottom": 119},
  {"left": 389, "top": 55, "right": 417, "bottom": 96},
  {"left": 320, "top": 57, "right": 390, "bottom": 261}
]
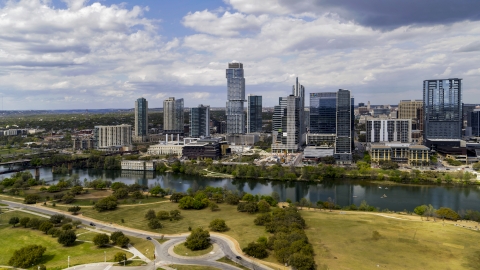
[{"left": 1, "top": 200, "right": 273, "bottom": 270}]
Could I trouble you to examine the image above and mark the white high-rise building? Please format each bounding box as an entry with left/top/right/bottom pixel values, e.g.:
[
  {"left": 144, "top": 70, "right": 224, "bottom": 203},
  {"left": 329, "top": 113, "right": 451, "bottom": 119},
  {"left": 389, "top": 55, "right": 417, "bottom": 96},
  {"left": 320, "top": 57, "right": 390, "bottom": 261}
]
[
  {"left": 163, "top": 97, "right": 184, "bottom": 133},
  {"left": 94, "top": 125, "right": 132, "bottom": 150}
]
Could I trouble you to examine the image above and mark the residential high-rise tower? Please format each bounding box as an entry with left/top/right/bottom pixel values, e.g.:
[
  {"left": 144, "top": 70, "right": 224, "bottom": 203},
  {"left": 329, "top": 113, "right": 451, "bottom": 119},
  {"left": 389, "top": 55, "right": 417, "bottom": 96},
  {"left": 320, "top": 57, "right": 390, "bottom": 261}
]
[
  {"left": 334, "top": 89, "right": 353, "bottom": 164},
  {"left": 226, "top": 62, "right": 245, "bottom": 134},
  {"left": 134, "top": 97, "right": 148, "bottom": 142},
  {"left": 190, "top": 104, "right": 210, "bottom": 138},
  {"left": 163, "top": 97, "right": 184, "bottom": 134},
  {"left": 247, "top": 95, "right": 262, "bottom": 133}
]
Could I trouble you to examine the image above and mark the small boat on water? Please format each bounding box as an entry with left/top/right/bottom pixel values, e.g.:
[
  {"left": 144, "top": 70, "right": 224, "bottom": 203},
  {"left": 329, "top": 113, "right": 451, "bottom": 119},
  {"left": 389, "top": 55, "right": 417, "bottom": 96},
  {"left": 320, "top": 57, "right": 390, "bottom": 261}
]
[
  {"left": 383, "top": 194, "right": 387, "bottom": 197},
  {"left": 385, "top": 187, "right": 388, "bottom": 190},
  {"left": 353, "top": 196, "right": 357, "bottom": 198},
  {"left": 379, "top": 186, "right": 382, "bottom": 189}
]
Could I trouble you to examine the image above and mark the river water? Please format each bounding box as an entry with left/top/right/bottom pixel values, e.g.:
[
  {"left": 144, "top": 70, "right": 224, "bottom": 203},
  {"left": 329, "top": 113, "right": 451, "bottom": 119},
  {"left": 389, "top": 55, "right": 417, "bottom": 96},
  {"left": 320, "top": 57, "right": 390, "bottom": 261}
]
[{"left": 2, "top": 167, "right": 480, "bottom": 212}]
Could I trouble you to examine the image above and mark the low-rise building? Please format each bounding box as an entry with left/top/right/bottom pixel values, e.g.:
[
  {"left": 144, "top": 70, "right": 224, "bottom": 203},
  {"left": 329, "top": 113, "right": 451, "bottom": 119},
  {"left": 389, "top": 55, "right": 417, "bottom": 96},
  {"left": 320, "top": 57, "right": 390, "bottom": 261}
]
[
  {"left": 147, "top": 142, "right": 185, "bottom": 157},
  {"left": 121, "top": 160, "right": 156, "bottom": 171},
  {"left": 182, "top": 138, "right": 228, "bottom": 160},
  {"left": 370, "top": 143, "right": 429, "bottom": 165},
  {"left": 303, "top": 146, "right": 334, "bottom": 164}
]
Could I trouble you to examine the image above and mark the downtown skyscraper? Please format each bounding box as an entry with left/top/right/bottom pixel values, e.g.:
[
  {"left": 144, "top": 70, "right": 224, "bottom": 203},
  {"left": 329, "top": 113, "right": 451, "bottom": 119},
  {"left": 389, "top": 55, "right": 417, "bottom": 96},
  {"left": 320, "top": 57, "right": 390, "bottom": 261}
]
[
  {"left": 134, "top": 97, "right": 148, "bottom": 142},
  {"left": 247, "top": 95, "right": 262, "bottom": 133},
  {"left": 423, "top": 79, "right": 462, "bottom": 142},
  {"left": 226, "top": 62, "right": 245, "bottom": 134},
  {"left": 190, "top": 104, "right": 210, "bottom": 138},
  {"left": 334, "top": 89, "right": 353, "bottom": 164},
  {"left": 163, "top": 97, "right": 184, "bottom": 134}
]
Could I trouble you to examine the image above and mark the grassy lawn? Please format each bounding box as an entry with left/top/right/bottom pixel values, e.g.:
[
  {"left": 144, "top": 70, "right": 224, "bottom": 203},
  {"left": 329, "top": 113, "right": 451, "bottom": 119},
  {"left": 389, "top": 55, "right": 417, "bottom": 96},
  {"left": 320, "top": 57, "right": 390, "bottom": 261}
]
[
  {"left": 0, "top": 211, "right": 132, "bottom": 270},
  {"left": 302, "top": 210, "right": 480, "bottom": 270},
  {"left": 129, "top": 236, "right": 156, "bottom": 260},
  {"left": 166, "top": 265, "right": 220, "bottom": 270},
  {"left": 58, "top": 202, "right": 269, "bottom": 249},
  {"left": 173, "top": 243, "right": 213, "bottom": 257}
]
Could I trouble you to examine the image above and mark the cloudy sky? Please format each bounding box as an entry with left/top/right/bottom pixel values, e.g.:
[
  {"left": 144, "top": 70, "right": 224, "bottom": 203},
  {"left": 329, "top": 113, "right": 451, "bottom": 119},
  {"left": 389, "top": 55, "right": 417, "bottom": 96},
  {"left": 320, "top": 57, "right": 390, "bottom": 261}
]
[{"left": 1, "top": 0, "right": 480, "bottom": 110}]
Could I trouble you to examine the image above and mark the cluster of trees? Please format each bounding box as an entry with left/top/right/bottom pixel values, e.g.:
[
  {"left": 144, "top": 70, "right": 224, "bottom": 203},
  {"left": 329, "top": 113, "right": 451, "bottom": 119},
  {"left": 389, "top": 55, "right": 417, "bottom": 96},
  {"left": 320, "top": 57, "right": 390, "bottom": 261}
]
[
  {"left": 8, "top": 245, "right": 46, "bottom": 268},
  {"left": 251, "top": 207, "right": 315, "bottom": 269},
  {"left": 94, "top": 196, "right": 118, "bottom": 212},
  {"left": 209, "top": 219, "right": 229, "bottom": 232},
  {"left": 184, "top": 228, "right": 210, "bottom": 251},
  {"left": 0, "top": 171, "right": 41, "bottom": 195},
  {"left": 413, "top": 205, "right": 480, "bottom": 222},
  {"left": 144, "top": 209, "right": 182, "bottom": 229},
  {"left": 93, "top": 231, "right": 130, "bottom": 248},
  {"left": 8, "top": 214, "right": 80, "bottom": 247}
]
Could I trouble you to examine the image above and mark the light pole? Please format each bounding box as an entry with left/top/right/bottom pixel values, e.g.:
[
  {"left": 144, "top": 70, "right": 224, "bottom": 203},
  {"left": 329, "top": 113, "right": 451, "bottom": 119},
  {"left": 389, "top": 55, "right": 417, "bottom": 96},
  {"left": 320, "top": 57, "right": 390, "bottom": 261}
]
[
  {"left": 68, "top": 256, "right": 70, "bottom": 268},
  {"left": 124, "top": 254, "right": 126, "bottom": 266},
  {"left": 104, "top": 251, "right": 106, "bottom": 263}
]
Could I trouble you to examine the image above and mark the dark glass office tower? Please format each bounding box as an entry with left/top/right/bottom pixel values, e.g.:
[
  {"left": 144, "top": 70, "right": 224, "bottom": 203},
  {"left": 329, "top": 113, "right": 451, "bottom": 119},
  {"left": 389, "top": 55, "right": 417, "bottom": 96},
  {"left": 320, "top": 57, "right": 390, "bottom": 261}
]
[
  {"left": 471, "top": 110, "right": 480, "bottom": 137},
  {"left": 190, "top": 104, "right": 210, "bottom": 138},
  {"left": 335, "top": 89, "right": 352, "bottom": 164},
  {"left": 226, "top": 62, "right": 245, "bottom": 134},
  {"left": 247, "top": 95, "right": 262, "bottom": 133},
  {"left": 134, "top": 97, "right": 148, "bottom": 142},
  {"left": 423, "top": 78, "right": 462, "bottom": 141},
  {"left": 309, "top": 92, "right": 337, "bottom": 134}
]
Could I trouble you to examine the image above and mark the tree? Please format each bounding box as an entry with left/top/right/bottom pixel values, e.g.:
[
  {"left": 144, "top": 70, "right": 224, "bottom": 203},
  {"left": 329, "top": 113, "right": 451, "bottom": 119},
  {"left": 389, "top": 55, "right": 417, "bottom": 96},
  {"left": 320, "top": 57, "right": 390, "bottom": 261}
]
[
  {"left": 9, "top": 216, "right": 19, "bottom": 227},
  {"left": 289, "top": 252, "right": 316, "bottom": 270},
  {"left": 72, "top": 220, "right": 82, "bottom": 228},
  {"left": 148, "top": 218, "right": 162, "bottom": 229},
  {"left": 225, "top": 193, "right": 240, "bottom": 205},
  {"left": 436, "top": 207, "right": 460, "bottom": 221},
  {"left": 68, "top": 205, "right": 81, "bottom": 215},
  {"left": 149, "top": 186, "right": 165, "bottom": 197},
  {"left": 8, "top": 245, "right": 46, "bottom": 268},
  {"left": 170, "top": 192, "right": 184, "bottom": 202},
  {"left": 62, "top": 194, "right": 75, "bottom": 204},
  {"left": 473, "top": 162, "right": 480, "bottom": 171},
  {"left": 414, "top": 205, "right": 428, "bottom": 216},
  {"left": 271, "top": 191, "right": 281, "bottom": 203},
  {"left": 24, "top": 194, "right": 41, "bottom": 204},
  {"left": 209, "top": 219, "right": 229, "bottom": 232},
  {"left": 114, "top": 252, "right": 126, "bottom": 263},
  {"left": 209, "top": 202, "right": 219, "bottom": 211},
  {"left": 110, "top": 231, "right": 125, "bottom": 244},
  {"left": 170, "top": 210, "right": 181, "bottom": 220},
  {"left": 58, "top": 230, "right": 77, "bottom": 246},
  {"left": 242, "top": 242, "right": 268, "bottom": 259},
  {"left": 19, "top": 217, "right": 30, "bottom": 228},
  {"left": 93, "top": 233, "right": 110, "bottom": 247},
  {"left": 242, "top": 193, "right": 255, "bottom": 202},
  {"left": 257, "top": 200, "right": 271, "bottom": 213},
  {"left": 62, "top": 223, "right": 73, "bottom": 230},
  {"left": 50, "top": 214, "right": 65, "bottom": 225},
  {"left": 185, "top": 228, "right": 210, "bottom": 251},
  {"left": 116, "top": 235, "right": 130, "bottom": 248},
  {"left": 145, "top": 209, "right": 156, "bottom": 220},
  {"left": 39, "top": 221, "right": 54, "bottom": 234},
  {"left": 48, "top": 228, "right": 61, "bottom": 237},
  {"left": 94, "top": 196, "right": 118, "bottom": 212},
  {"left": 156, "top": 210, "right": 170, "bottom": 220}
]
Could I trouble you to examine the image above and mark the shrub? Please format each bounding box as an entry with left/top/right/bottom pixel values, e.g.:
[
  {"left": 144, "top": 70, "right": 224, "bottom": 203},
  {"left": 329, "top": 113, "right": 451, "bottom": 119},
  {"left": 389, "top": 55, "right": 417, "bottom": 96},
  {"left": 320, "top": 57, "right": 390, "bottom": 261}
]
[
  {"left": 19, "top": 217, "right": 30, "bottom": 228},
  {"left": 436, "top": 207, "right": 460, "bottom": 221},
  {"left": 24, "top": 194, "right": 41, "bottom": 204},
  {"left": 157, "top": 211, "right": 170, "bottom": 220},
  {"left": 114, "top": 252, "right": 126, "bottom": 263},
  {"left": 93, "top": 234, "right": 110, "bottom": 247},
  {"left": 9, "top": 217, "right": 19, "bottom": 227},
  {"left": 148, "top": 218, "right": 162, "bottom": 229},
  {"left": 145, "top": 209, "right": 156, "bottom": 220},
  {"left": 39, "top": 221, "right": 54, "bottom": 234},
  {"left": 62, "top": 194, "right": 75, "bottom": 204},
  {"left": 94, "top": 196, "right": 118, "bottom": 212},
  {"left": 8, "top": 245, "right": 46, "bottom": 268},
  {"left": 242, "top": 242, "right": 268, "bottom": 259},
  {"left": 185, "top": 228, "right": 210, "bottom": 251},
  {"left": 62, "top": 223, "right": 73, "bottom": 231},
  {"left": 68, "top": 205, "right": 81, "bottom": 215},
  {"left": 209, "top": 219, "right": 229, "bottom": 232},
  {"left": 27, "top": 218, "right": 41, "bottom": 229},
  {"left": 58, "top": 230, "right": 77, "bottom": 246},
  {"left": 257, "top": 200, "right": 271, "bottom": 213}
]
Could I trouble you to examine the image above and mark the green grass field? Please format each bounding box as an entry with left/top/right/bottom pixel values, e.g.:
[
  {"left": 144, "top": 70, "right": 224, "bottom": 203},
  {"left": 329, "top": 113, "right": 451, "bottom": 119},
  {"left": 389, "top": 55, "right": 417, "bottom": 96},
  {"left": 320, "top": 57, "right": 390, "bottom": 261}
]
[
  {"left": 0, "top": 211, "right": 133, "bottom": 270},
  {"left": 302, "top": 210, "right": 480, "bottom": 270},
  {"left": 54, "top": 202, "right": 269, "bottom": 249},
  {"left": 173, "top": 243, "right": 213, "bottom": 257}
]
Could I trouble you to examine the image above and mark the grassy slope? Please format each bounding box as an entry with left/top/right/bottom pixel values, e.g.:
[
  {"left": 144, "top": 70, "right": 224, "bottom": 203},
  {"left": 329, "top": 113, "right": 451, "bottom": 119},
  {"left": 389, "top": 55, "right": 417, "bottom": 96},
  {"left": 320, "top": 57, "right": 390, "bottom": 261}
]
[
  {"left": 0, "top": 211, "right": 132, "bottom": 270},
  {"left": 302, "top": 210, "right": 480, "bottom": 270}
]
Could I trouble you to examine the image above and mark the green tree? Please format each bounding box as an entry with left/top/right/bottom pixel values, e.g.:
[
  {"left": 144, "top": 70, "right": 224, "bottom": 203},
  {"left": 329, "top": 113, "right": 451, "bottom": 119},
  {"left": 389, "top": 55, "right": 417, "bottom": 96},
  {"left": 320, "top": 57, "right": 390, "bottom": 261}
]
[
  {"left": 209, "top": 201, "right": 219, "bottom": 211},
  {"left": 157, "top": 210, "right": 170, "bottom": 220},
  {"left": 68, "top": 205, "right": 81, "bottom": 215},
  {"left": 242, "top": 242, "right": 268, "bottom": 259},
  {"left": 50, "top": 214, "right": 65, "bottom": 225},
  {"left": 116, "top": 235, "right": 130, "bottom": 248},
  {"left": 257, "top": 200, "right": 271, "bottom": 213},
  {"left": 24, "top": 194, "right": 41, "bottom": 204},
  {"left": 62, "top": 223, "right": 73, "bottom": 230},
  {"left": 8, "top": 245, "right": 46, "bottom": 268},
  {"left": 242, "top": 193, "right": 255, "bottom": 202},
  {"left": 170, "top": 210, "right": 181, "bottom": 220},
  {"left": 185, "top": 228, "right": 210, "bottom": 251},
  {"left": 39, "top": 221, "right": 54, "bottom": 234},
  {"left": 110, "top": 231, "right": 125, "bottom": 244},
  {"left": 62, "top": 194, "right": 75, "bottom": 204},
  {"left": 149, "top": 186, "right": 165, "bottom": 197},
  {"left": 170, "top": 192, "right": 184, "bottom": 203},
  {"left": 94, "top": 196, "right": 118, "bottom": 212},
  {"left": 9, "top": 216, "right": 19, "bottom": 227},
  {"left": 113, "top": 188, "right": 129, "bottom": 199},
  {"left": 145, "top": 209, "right": 156, "bottom": 220},
  {"left": 58, "top": 230, "right": 77, "bottom": 246},
  {"left": 209, "top": 219, "right": 229, "bottom": 232},
  {"left": 473, "top": 162, "right": 480, "bottom": 171},
  {"left": 148, "top": 218, "right": 162, "bottom": 229},
  {"left": 289, "top": 252, "right": 316, "bottom": 270},
  {"left": 114, "top": 252, "right": 126, "bottom": 263},
  {"left": 93, "top": 233, "right": 110, "bottom": 247},
  {"left": 19, "top": 217, "right": 30, "bottom": 228},
  {"left": 414, "top": 205, "right": 428, "bottom": 216},
  {"left": 436, "top": 207, "right": 460, "bottom": 221}
]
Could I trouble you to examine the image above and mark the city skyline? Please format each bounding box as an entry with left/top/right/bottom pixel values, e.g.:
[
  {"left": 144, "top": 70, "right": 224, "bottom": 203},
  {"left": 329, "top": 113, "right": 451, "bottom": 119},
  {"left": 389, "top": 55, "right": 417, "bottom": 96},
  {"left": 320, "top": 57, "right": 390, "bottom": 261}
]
[{"left": 1, "top": 0, "right": 480, "bottom": 110}]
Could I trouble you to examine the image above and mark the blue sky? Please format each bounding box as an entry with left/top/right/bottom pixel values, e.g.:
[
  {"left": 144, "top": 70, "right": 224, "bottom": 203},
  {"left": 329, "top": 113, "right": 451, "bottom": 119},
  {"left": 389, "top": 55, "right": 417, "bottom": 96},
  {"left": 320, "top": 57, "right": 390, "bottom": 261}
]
[{"left": 0, "top": 0, "right": 479, "bottom": 110}]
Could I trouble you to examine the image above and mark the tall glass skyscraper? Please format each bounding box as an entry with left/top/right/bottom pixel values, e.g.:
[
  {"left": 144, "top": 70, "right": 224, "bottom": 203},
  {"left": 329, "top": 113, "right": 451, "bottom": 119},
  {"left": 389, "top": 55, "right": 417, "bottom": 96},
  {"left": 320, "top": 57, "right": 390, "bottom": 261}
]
[
  {"left": 247, "top": 95, "right": 262, "bottom": 133},
  {"left": 423, "top": 78, "right": 462, "bottom": 141},
  {"left": 226, "top": 62, "right": 245, "bottom": 134},
  {"left": 134, "top": 97, "right": 148, "bottom": 142},
  {"left": 190, "top": 104, "right": 210, "bottom": 138},
  {"left": 309, "top": 92, "right": 337, "bottom": 134},
  {"left": 335, "top": 89, "right": 353, "bottom": 164}
]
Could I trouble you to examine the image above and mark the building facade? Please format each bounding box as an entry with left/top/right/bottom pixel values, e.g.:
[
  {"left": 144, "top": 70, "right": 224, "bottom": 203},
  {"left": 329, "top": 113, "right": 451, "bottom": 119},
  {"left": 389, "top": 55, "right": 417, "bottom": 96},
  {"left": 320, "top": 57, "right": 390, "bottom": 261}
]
[
  {"left": 472, "top": 110, "right": 480, "bottom": 137},
  {"left": 134, "top": 97, "right": 148, "bottom": 142},
  {"left": 423, "top": 79, "right": 462, "bottom": 141},
  {"left": 370, "top": 144, "right": 429, "bottom": 165},
  {"left": 226, "top": 62, "right": 245, "bottom": 134},
  {"left": 309, "top": 92, "right": 336, "bottom": 134},
  {"left": 334, "top": 89, "right": 353, "bottom": 164},
  {"left": 94, "top": 125, "right": 132, "bottom": 151},
  {"left": 247, "top": 95, "right": 262, "bottom": 133},
  {"left": 163, "top": 97, "right": 184, "bottom": 133},
  {"left": 190, "top": 104, "right": 210, "bottom": 138},
  {"left": 366, "top": 119, "right": 412, "bottom": 143},
  {"left": 121, "top": 160, "right": 156, "bottom": 171}
]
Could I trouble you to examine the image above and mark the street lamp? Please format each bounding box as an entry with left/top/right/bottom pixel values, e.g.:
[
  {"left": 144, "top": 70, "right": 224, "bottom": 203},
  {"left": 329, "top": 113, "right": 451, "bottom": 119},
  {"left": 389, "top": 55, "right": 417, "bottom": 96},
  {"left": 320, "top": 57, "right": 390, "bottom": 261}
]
[
  {"left": 124, "top": 254, "right": 126, "bottom": 266},
  {"left": 104, "top": 251, "right": 106, "bottom": 262},
  {"left": 68, "top": 256, "right": 70, "bottom": 268}
]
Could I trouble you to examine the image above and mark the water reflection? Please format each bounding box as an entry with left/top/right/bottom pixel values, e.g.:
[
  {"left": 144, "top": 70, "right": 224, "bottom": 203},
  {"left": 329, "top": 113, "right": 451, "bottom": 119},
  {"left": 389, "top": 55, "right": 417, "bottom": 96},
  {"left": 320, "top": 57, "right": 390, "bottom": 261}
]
[{"left": 2, "top": 167, "right": 480, "bottom": 212}]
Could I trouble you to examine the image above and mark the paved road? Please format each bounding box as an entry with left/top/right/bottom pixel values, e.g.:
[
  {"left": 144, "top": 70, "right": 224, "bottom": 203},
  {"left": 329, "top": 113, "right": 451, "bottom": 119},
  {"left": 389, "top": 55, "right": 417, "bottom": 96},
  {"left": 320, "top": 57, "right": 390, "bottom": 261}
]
[{"left": 1, "top": 200, "right": 273, "bottom": 270}]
